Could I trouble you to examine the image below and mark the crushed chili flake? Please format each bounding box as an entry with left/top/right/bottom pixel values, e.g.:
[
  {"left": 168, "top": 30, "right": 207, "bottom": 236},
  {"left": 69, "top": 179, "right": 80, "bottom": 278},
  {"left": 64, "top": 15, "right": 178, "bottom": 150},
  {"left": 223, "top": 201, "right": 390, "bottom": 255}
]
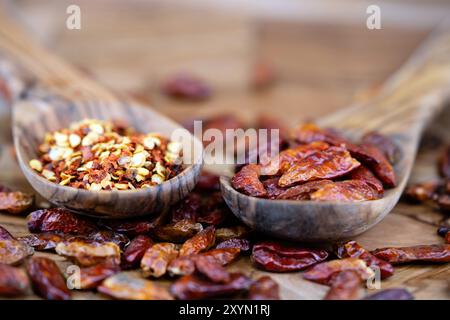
[{"left": 29, "top": 119, "right": 184, "bottom": 190}]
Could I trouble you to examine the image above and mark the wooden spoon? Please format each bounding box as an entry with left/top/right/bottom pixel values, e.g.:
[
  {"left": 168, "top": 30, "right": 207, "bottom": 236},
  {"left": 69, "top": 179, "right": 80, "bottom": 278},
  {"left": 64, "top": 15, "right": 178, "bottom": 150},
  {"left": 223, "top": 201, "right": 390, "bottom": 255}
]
[
  {"left": 0, "top": 13, "right": 203, "bottom": 218},
  {"left": 221, "top": 24, "right": 450, "bottom": 242}
]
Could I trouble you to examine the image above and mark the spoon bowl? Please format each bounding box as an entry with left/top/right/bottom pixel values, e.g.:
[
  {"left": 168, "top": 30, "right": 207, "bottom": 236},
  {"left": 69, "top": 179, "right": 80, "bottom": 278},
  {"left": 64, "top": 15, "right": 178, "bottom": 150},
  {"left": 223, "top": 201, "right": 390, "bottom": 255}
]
[
  {"left": 0, "top": 12, "right": 203, "bottom": 218},
  {"left": 221, "top": 25, "right": 450, "bottom": 241},
  {"left": 13, "top": 94, "right": 203, "bottom": 218}
]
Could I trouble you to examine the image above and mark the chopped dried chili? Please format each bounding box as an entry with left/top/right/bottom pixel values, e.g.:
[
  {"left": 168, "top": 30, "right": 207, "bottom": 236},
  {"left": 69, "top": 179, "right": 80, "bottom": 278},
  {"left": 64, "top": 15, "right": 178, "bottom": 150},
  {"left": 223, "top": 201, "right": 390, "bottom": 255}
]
[
  {"left": 0, "top": 263, "right": 30, "bottom": 297},
  {"left": 26, "top": 257, "right": 71, "bottom": 300},
  {"left": 141, "top": 243, "right": 179, "bottom": 278},
  {"left": 371, "top": 244, "right": 450, "bottom": 264},
  {"left": 170, "top": 273, "right": 252, "bottom": 300},
  {"left": 323, "top": 270, "right": 363, "bottom": 300},
  {"left": 29, "top": 119, "right": 183, "bottom": 190},
  {"left": 336, "top": 241, "right": 394, "bottom": 279},
  {"left": 0, "top": 191, "right": 34, "bottom": 214},
  {"left": 251, "top": 241, "right": 328, "bottom": 272},
  {"left": 247, "top": 276, "right": 280, "bottom": 300}
]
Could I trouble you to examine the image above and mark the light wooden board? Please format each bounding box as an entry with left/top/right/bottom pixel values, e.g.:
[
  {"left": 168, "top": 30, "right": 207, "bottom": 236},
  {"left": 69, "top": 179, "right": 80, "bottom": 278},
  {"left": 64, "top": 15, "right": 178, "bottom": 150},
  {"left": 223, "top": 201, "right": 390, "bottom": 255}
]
[{"left": 0, "top": 0, "right": 449, "bottom": 300}]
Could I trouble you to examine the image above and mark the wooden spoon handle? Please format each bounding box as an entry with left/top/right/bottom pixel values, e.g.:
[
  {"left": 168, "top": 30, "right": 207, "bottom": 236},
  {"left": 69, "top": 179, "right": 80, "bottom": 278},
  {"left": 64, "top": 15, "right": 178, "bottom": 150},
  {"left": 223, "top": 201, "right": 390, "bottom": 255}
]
[
  {"left": 319, "top": 21, "right": 450, "bottom": 137},
  {"left": 0, "top": 10, "right": 117, "bottom": 103}
]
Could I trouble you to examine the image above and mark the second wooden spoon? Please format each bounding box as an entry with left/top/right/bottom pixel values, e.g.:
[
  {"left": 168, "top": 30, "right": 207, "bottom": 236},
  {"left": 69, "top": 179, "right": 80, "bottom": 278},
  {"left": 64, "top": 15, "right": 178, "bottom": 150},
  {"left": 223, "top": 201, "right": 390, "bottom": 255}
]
[{"left": 221, "top": 24, "right": 450, "bottom": 242}]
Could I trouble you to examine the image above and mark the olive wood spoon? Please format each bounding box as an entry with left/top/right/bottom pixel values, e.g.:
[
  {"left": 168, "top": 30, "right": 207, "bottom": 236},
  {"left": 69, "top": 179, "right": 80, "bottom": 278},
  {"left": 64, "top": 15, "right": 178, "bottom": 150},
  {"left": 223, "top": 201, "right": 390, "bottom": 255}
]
[
  {"left": 221, "top": 23, "right": 450, "bottom": 242},
  {"left": 0, "top": 12, "right": 203, "bottom": 218}
]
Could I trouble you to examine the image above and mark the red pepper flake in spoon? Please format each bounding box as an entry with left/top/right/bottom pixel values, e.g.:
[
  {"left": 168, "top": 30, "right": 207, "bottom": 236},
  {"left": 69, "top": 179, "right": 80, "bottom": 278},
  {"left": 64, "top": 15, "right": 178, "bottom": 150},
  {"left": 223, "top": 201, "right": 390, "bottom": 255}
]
[{"left": 29, "top": 119, "right": 184, "bottom": 190}]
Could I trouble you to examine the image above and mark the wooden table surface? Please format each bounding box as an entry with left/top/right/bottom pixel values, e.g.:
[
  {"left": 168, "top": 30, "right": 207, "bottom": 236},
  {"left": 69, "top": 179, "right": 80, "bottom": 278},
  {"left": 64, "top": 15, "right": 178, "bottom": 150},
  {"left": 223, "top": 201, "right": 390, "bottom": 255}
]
[{"left": 0, "top": 0, "right": 449, "bottom": 300}]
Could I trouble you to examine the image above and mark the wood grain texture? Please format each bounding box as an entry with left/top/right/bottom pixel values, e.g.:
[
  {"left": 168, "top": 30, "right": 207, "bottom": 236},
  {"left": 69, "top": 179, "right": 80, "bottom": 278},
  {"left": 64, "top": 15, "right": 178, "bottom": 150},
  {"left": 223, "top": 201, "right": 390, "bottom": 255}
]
[
  {"left": 0, "top": 11, "right": 203, "bottom": 218},
  {"left": 221, "top": 23, "right": 450, "bottom": 242},
  {"left": 0, "top": 0, "right": 449, "bottom": 300}
]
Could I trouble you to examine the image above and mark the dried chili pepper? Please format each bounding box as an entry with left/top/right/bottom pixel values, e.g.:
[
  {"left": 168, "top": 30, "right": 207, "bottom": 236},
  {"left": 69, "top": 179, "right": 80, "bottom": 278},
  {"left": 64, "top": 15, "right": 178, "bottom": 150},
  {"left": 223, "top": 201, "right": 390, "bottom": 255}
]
[
  {"left": 179, "top": 226, "right": 215, "bottom": 256},
  {"left": 197, "top": 192, "right": 231, "bottom": 226},
  {"left": 98, "top": 215, "right": 161, "bottom": 237},
  {"left": 276, "top": 180, "right": 334, "bottom": 200},
  {"left": 168, "top": 248, "right": 241, "bottom": 276},
  {"left": 201, "top": 248, "right": 241, "bottom": 265},
  {"left": 0, "top": 239, "right": 34, "bottom": 265},
  {"left": 278, "top": 146, "right": 360, "bottom": 187},
  {"left": 303, "top": 258, "right": 374, "bottom": 285},
  {"left": 0, "top": 191, "right": 34, "bottom": 215},
  {"left": 98, "top": 272, "right": 173, "bottom": 300},
  {"left": 170, "top": 273, "right": 252, "bottom": 300},
  {"left": 247, "top": 276, "right": 280, "bottom": 300},
  {"left": 167, "top": 256, "right": 196, "bottom": 276},
  {"left": 0, "top": 263, "right": 30, "bottom": 297},
  {"left": 26, "top": 257, "right": 71, "bottom": 300},
  {"left": 363, "top": 288, "right": 414, "bottom": 300},
  {"left": 355, "top": 143, "right": 396, "bottom": 188},
  {"left": 216, "top": 238, "right": 251, "bottom": 253},
  {"left": 445, "top": 232, "right": 450, "bottom": 244},
  {"left": 27, "top": 208, "right": 97, "bottom": 235},
  {"left": 18, "top": 232, "right": 66, "bottom": 251},
  {"left": 256, "top": 115, "right": 288, "bottom": 141},
  {"left": 323, "top": 270, "right": 363, "bottom": 300},
  {"left": 170, "top": 192, "right": 201, "bottom": 222},
  {"left": 232, "top": 164, "right": 267, "bottom": 197},
  {"left": 362, "top": 132, "right": 399, "bottom": 165},
  {"left": 121, "top": 235, "right": 153, "bottom": 269},
  {"left": 0, "top": 225, "right": 14, "bottom": 240},
  {"left": 78, "top": 261, "right": 121, "bottom": 290},
  {"left": 141, "top": 243, "right": 179, "bottom": 278},
  {"left": 262, "top": 177, "right": 286, "bottom": 199},
  {"left": 153, "top": 219, "right": 203, "bottom": 243},
  {"left": 81, "top": 230, "right": 130, "bottom": 249},
  {"left": 310, "top": 180, "right": 380, "bottom": 201},
  {"left": 162, "top": 73, "right": 211, "bottom": 101},
  {"left": 404, "top": 182, "right": 439, "bottom": 203},
  {"left": 251, "top": 241, "right": 329, "bottom": 272},
  {"left": 55, "top": 240, "right": 121, "bottom": 267},
  {"left": 194, "top": 171, "right": 220, "bottom": 192},
  {"left": 371, "top": 244, "right": 450, "bottom": 264},
  {"left": 215, "top": 226, "right": 251, "bottom": 242},
  {"left": 439, "top": 145, "right": 450, "bottom": 179},
  {"left": 261, "top": 142, "right": 330, "bottom": 176},
  {"left": 194, "top": 255, "right": 230, "bottom": 283},
  {"left": 347, "top": 166, "right": 384, "bottom": 196},
  {"left": 292, "top": 124, "right": 377, "bottom": 174},
  {"left": 336, "top": 241, "right": 394, "bottom": 279},
  {"left": 290, "top": 123, "right": 332, "bottom": 145}
]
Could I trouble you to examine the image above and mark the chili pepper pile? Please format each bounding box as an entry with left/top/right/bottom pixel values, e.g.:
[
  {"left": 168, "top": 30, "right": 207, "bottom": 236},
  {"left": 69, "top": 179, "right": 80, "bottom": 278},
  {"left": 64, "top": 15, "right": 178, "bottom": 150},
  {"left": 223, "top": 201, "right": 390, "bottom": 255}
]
[
  {"left": 405, "top": 144, "right": 450, "bottom": 243},
  {"left": 0, "top": 172, "right": 279, "bottom": 300},
  {"left": 232, "top": 123, "right": 398, "bottom": 201},
  {"left": 1, "top": 162, "right": 450, "bottom": 300},
  {"left": 29, "top": 119, "right": 184, "bottom": 190}
]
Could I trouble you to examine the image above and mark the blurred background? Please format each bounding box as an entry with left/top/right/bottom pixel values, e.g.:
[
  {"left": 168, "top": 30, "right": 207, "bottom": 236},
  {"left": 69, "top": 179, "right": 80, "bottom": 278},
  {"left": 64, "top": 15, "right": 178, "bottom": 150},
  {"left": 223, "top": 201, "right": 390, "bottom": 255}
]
[{"left": 4, "top": 0, "right": 450, "bottom": 128}]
